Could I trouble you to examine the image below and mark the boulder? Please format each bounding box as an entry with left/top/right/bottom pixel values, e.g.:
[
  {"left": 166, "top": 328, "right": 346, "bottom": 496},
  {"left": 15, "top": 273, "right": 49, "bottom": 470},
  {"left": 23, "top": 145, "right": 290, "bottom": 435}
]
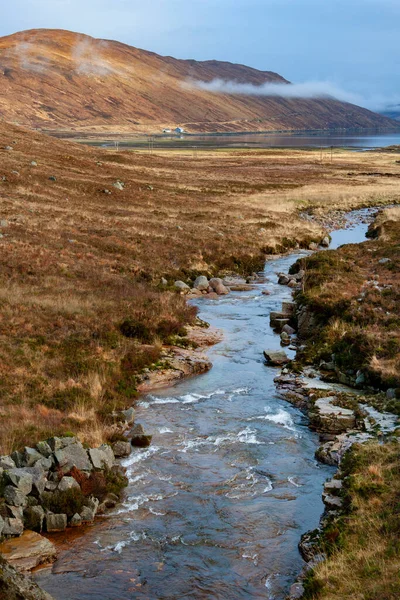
[
  {"left": 174, "top": 280, "right": 190, "bottom": 293},
  {"left": 263, "top": 350, "right": 290, "bottom": 366},
  {"left": 0, "top": 554, "right": 55, "bottom": 600},
  {"left": 280, "top": 332, "right": 291, "bottom": 346},
  {"left": 4, "top": 486, "right": 28, "bottom": 508},
  {"left": 80, "top": 506, "right": 95, "bottom": 523},
  {"left": 288, "top": 279, "right": 298, "bottom": 289},
  {"left": 310, "top": 397, "right": 356, "bottom": 434},
  {"left": 69, "top": 513, "right": 82, "bottom": 527},
  {"left": 47, "top": 436, "right": 76, "bottom": 452},
  {"left": 88, "top": 445, "right": 115, "bottom": 470},
  {"left": 188, "top": 288, "right": 202, "bottom": 296},
  {"left": 193, "top": 276, "right": 209, "bottom": 291},
  {"left": 281, "top": 301, "right": 295, "bottom": 313},
  {"left": 46, "top": 514, "right": 67, "bottom": 533},
  {"left": 282, "top": 324, "right": 296, "bottom": 335},
  {"left": 54, "top": 441, "right": 92, "bottom": 473},
  {"left": 278, "top": 274, "right": 290, "bottom": 285},
  {"left": 36, "top": 441, "right": 53, "bottom": 458},
  {"left": 22, "top": 448, "right": 44, "bottom": 468},
  {"left": 10, "top": 451, "right": 24, "bottom": 468},
  {"left": 23, "top": 506, "right": 45, "bottom": 533},
  {"left": 57, "top": 476, "right": 80, "bottom": 493},
  {"left": 129, "top": 423, "right": 152, "bottom": 447},
  {"left": 271, "top": 318, "right": 290, "bottom": 332},
  {"left": 321, "top": 236, "right": 330, "bottom": 247},
  {"left": 7, "top": 506, "right": 24, "bottom": 521},
  {"left": 0, "top": 530, "right": 56, "bottom": 571},
  {"left": 322, "top": 493, "right": 343, "bottom": 509},
  {"left": 0, "top": 455, "right": 16, "bottom": 469},
  {"left": 214, "top": 282, "right": 229, "bottom": 295},
  {"left": 209, "top": 277, "right": 223, "bottom": 290},
  {"left": 112, "top": 441, "right": 131, "bottom": 458},
  {"left": 121, "top": 407, "right": 135, "bottom": 424},
  {"left": 3, "top": 517, "right": 24, "bottom": 536}
]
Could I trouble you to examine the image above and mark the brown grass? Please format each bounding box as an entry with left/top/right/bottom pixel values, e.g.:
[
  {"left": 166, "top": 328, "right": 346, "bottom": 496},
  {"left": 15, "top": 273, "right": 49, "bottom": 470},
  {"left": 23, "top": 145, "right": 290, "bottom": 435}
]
[
  {"left": 0, "top": 121, "right": 399, "bottom": 452},
  {"left": 304, "top": 442, "right": 400, "bottom": 599}
]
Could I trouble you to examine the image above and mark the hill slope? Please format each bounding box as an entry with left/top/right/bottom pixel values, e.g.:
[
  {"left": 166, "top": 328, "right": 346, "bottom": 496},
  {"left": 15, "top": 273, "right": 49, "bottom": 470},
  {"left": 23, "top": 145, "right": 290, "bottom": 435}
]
[{"left": 0, "top": 29, "right": 398, "bottom": 133}]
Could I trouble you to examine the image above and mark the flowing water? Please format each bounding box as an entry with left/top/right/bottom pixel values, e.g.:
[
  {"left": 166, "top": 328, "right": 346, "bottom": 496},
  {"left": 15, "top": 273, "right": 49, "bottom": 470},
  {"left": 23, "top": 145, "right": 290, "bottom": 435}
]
[{"left": 35, "top": 214, "right": 371, "bottom": 599}]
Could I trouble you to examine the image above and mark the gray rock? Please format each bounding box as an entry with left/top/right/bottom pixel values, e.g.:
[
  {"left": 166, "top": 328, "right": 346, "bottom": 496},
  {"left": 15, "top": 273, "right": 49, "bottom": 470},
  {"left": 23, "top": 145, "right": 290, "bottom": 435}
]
[
  {"left": 80, "top": 506, "right": 95, "bottom": 523},
  {"left": 379, "top": 257, "right": 391, "bottom": 264},
  {"left": 4, "top": 145, "right": 13, "bottom": 151},
  {"left": 4, "top": 486, "right": 28, "bottom": 507},
  {"left": 263, "top": 350, "right": 290, "bottom": 366},
  {"left": 46, "top": 513, "right": 67, "bottom": 532},
  {"left": 282, "top": 324, "right": 296, "bottom": 335},
  {"left": 324, "top": 479, "right": 343, "bottom": 494},
  {"left": 57, "top": 476, "right": 80, "bottom": 493},
  {"left": 174, "top": 280, "right": 190, "bottom": 293},
  {"left": 47, "top": 436, "right": 76, "bottom": 452},
  {"left": 160, "top": 277, "right": 168, "bottom": 286},
  {"left": 113, "top": 180, "right": 124, "bottom": 191},
  {"left": 23, "top": 447, "right": 44, "bottom": 467},
  {"left": 5, "top": 469, "right": 33, "bottom": 495},
  {"left": 386, "top": 388, "right": 396, "bottom": 399},
  {"left": 355, "top": 371, "right": 366, "bottom": 385},
  {"left": 311, "top": 397, "right": 356, "bottom": 434},
  {"left": 278, "top": 274, "right": 290, "bottom": 285},
  {"left": 54, "top": 441, "right": 92, "bottom": 473},
  {"left": 0, "top": 455, "right": 16, "bottom": 469},
  {"left": 281, "top": 301, "right": 295, "bottom": 313},
  {"left": 3, "top": 517, "right": 24, "bottom": 536},
  {"left": 322, "top": 493, "right": 343, "bottom": 509},
  {"left": 121, "top": 407, "right": 135, "bottom": 424},
  {"left": 193, "top": 275, "right": 209, "bottom": 291},
  {"left": 0, "top": 553, "right": 55, "bottom": 599},
  {"left": 320, "top": 361, "right": 335, "bottom": 371},
  {"left": 10, "top": 451, "right": 24, "bottom": 468},
  {"left": 36, "top": 456, "right": 54, "bottom": 471},
  {"left": 30, "top": 161, "right": 38, "bottom": 166},
  {"left": 36, "top": 441, "right": 53, "bottom": 458},
  {"left": 23, "top": 506, "right": 45, "bottom": 532},
  {"left": 280, "top": 331, "right": 291, "bottom": 345},
  {"left": 112, "top": 441, "right": 131, "bottom": 458},
  {"left": 88, "top": 445, "right": 115, "bottom": 470},
  {"left": 70, "top": 513, "right": 82, "bottom": 527},
  {"left": 289, "top": 583, "right": 305, "bottom": 599},
  {"left": 0, "top": 515, "right": 4, "bottom": 536},
  {"left": 7, "top": 506, "right": 24, "bottom": 520},
  {"left": 130, "top": 423, "right": 152, "bottom": 447},
  {"left": 320, "top": 236, "right": 330, "bottom": 247}
]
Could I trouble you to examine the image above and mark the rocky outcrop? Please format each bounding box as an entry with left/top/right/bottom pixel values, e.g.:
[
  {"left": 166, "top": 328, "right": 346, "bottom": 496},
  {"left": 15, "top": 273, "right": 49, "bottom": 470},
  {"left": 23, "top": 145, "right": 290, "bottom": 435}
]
[
  {"left": 263, "top": 350, "right": 290, "bottom": 366},
  {"left": 0, "top": 554, "right": 54, "bottom": 599},
  {"left": 0, "top": 531, "right": 56, "bottom": 572}
]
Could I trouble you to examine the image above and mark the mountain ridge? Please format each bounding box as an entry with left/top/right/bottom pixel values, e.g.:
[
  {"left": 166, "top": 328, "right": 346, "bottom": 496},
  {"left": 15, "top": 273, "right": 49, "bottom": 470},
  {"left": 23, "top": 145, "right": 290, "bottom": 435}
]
[{"left": 0, "top": 28, "right": 398, "bottom": 133}]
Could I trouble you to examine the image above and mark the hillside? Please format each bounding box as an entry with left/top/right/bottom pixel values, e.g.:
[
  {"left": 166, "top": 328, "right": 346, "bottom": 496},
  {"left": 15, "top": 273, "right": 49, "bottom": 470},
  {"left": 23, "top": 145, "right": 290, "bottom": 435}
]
[{"left": 0, "top": 29, "right": 398, "bottom": 134}]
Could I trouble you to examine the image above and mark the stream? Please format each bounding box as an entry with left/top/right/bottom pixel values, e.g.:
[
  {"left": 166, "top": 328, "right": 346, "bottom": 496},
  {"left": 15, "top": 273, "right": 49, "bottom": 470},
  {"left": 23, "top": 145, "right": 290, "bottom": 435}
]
[{"left": 35, "top": 212, "right": 372, "bottom": 599}]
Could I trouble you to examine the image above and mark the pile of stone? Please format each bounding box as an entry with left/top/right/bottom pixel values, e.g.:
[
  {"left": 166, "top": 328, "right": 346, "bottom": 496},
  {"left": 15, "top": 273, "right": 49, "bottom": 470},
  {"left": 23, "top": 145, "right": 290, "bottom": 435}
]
[
  {"left": 174, "top": 275, "right": 230, "bottom": 298},
  {"left": 0, "top": 414, "right": 152, "bottom": 540},
  {"left": 276, "top": 269, "right": 304, "bottom": 290},
  {"left": 0, "top": 437, "right": 119, "bottom": 538}
]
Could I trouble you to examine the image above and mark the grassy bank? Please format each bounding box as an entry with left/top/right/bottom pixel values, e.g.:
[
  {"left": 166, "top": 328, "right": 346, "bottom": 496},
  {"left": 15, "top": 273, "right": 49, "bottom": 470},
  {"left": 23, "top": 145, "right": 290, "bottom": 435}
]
[
  {"left": 303, "top": 440, "right": 400, "bottom": 600},
  {"left": 292, "top": 207, "right": 400, "bottom": 396},
  {"left": 0, "top": 121, "right": 399, "bottom": 453}
]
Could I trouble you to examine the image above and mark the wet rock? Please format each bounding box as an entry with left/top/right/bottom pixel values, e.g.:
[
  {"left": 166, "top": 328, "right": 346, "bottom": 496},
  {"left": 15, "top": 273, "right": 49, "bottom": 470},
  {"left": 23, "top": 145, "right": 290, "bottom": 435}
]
[
  {"left": 88, "top": 445, "right": 115, "bottom": 470},
  {"left": 193, "top": 275, "right": 209, "bottom": 291},
  {"left": 288, "top": 582, "right": 305, "bottom": 599},
  {"left": 57, "top": 476, "right": 80, "bottom": 493},
  {"left": 263, "top": 350, "right": 290, "bottom": 366},
  {"left": 70, "top": 513, "right": 82, "bottom": 527},
  {"left": 0, "top": 553, "right": 55, "bottom": 599},
  {"left": 129, "top": 423, "right": 152, "bottom": 447},
  {"left": 174, "top": 280, "right": 190, "bottom": 293},
  {"left": 261, "top": 289, "right": 270, "bottom": 295},
  {"left": 278, "top": 273, "right": 290, "bottom": 285},
  {"left": 282, "top": 324, "right": 296, "bottom": 335},
  {"left": 271, "top": 318, "right": 291, "bottom": 332},
  {"left": 54, "top": 441, "right": 92, "bottom": 474},
  {"left": 0, "top": 530, "right": 56, "bottom": 572},
  {"left": 46, "top": 514, "right": 67, "bottom": 533},
  {"left": 310, "top": 397, "right": 356, "bottom": 434},
  {"left": 322, "top": 493, "right": 343, "bottom": 509},
  {"left": 280, "top": 331, "right": 291, "bottom": 346},
  {"left": 112, "top": 441, "right": 131, "bottom": 458},
  {"left": 3, "top": 517, "right": 24, "bottom": 536}
]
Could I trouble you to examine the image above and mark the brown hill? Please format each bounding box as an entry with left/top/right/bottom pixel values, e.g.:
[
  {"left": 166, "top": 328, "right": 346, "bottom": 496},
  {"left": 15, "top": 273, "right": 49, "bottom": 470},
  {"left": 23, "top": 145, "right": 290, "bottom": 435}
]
[{"left": 0, "top": 29, "right": 398, "bottom": 134}]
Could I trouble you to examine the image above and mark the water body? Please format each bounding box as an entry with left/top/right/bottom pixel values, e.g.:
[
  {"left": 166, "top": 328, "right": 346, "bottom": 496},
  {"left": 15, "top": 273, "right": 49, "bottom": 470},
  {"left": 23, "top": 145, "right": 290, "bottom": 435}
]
[
  {"left": 36, "top": 216, "right": 370, "bottom": 600},
  {"left": 87, "top": 131, "right": 400, "bottom": 152}
]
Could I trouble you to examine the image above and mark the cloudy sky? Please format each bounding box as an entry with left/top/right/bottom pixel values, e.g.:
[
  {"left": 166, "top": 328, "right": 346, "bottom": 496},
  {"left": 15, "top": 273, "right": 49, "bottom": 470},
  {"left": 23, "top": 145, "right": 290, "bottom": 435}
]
[{"left": 1, "top": 0, "right": 399, "bottom": 109}]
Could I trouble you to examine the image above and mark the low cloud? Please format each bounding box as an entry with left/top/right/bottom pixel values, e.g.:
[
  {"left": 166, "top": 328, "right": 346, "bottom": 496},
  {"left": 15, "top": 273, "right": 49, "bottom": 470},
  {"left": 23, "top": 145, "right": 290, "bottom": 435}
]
[{"left": 186, "top": 78, "right": 400, "bottom": 113}]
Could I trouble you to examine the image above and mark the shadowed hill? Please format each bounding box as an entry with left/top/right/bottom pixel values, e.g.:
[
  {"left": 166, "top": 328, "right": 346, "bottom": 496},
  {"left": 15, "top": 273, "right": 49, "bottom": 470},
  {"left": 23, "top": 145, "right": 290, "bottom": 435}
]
[{"left": 0, "top": 29, "right": 398, "bottom": 133}]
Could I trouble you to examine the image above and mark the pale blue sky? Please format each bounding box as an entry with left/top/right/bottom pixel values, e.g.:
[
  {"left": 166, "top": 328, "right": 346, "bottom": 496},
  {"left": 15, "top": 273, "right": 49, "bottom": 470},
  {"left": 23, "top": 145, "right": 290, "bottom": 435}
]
[{"left": 1, "top": 0, "right": 399, "bottom": 109}]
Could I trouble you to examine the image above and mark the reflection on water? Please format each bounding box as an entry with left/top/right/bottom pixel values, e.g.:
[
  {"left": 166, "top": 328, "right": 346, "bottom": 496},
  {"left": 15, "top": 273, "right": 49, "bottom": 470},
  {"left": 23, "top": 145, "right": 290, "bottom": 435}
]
[
  {"left": 36, "top": 218, "right": 369, "bottom": 599},
  {"left": 86, "top": 131, "right": 400, "bottom": 151}
]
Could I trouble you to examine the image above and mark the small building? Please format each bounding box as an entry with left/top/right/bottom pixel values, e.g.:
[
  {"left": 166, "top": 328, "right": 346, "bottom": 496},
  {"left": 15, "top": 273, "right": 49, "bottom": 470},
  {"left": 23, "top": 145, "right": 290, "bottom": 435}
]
[
  {"left": 174, "top": 127, "right": 184, "bottom": 134},
  {"left": 162, "top": 128, "right": 171, "bottom": 133}
]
